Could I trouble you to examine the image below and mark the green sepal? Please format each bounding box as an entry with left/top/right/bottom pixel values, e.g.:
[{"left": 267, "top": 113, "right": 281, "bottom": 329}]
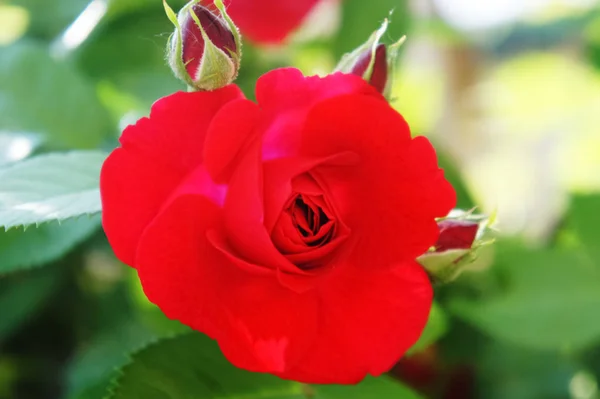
[
  {"left": 164, "top": 0, "right": 195, "bottom": 87},
  {"left": 383, "top": 35, "right": 406, "bottom": 99},
  {"left": 214, "top": 0, "right": 242, "bottom": 68},
  {"left": 334, "top": 17, "right": 406, "bottom": 101},
  {"left": 335, "top": 18, "right": 388, "bottom": 74}
]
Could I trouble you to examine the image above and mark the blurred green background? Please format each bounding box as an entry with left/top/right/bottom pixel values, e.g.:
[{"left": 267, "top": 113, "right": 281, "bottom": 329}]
[{"left": 1, "top": 0, "right": 600, "bottom": 398}]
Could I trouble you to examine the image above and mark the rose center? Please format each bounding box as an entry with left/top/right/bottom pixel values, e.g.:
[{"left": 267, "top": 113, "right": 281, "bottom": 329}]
[
  {"left": 270, "top": 174, "right": 352, "bottom": 270},
  {"left": 291, "top": 194, "right": 332, "bottom": 246}
]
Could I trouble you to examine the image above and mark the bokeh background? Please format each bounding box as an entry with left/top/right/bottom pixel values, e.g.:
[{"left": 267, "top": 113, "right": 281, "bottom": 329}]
[{"left": 1, "top": 0, "right": 600, "bottom": 398}]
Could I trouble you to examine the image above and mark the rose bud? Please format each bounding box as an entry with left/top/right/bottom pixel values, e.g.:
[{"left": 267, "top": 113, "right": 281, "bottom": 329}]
[
  {"left": 335, "top": 18, "right": 405, "bottom": 98},
  {"left": 418, "top": 211, "right": 495, "bottom": 283},
  {"left": 349, "top": 44, "right": 388, "bottom": 94},
  {"left": 435, "top": 219, "right": 479, "bottom": 252},
  {"left": 164, "top": 0, "right": 241, "bottom": 91}
]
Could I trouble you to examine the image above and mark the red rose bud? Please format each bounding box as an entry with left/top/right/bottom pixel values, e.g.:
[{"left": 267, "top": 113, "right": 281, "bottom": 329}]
[
  {"left": 164, "top": 0, "right": 241, "bottom": 91},
  {"left": 434, "top": 220, "right": 479, "bottom": 252},
  {"left": 418, "top": 210, "right": 495, "bottom": 283},
  {"left": 181, "top": 4, "right": 236, "bottom": 78},
  {"left": 335, "top": 18, "right": 405, "bottom": 98},
  {"left": 350, "top": 44, "right": 388, "bottom": 94}
]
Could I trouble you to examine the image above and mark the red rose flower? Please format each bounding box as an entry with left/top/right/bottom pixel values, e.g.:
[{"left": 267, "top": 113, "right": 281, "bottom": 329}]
[
  {"left": 100, "top": 68, "right": 456, "bottom": 383},
  {"left": 202, "top": 0, "right": 322, "bottom": 44}
]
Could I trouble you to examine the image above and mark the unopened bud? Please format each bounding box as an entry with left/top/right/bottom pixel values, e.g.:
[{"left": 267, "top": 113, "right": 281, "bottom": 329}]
[
  {"left": 335, "top": 19, "right": 405, "bottom": 99},
  {"left": 350, "top": 44, "right": 388, "bottom": 94},
  {"left": 435, "top": 220, "right": 479, "bottom": 252},
  {"left": 164, "top": 0, "right": 242, "bottom": 91},
  {"left": 418, "top": 210, "right": 496, "bottom": 283}
]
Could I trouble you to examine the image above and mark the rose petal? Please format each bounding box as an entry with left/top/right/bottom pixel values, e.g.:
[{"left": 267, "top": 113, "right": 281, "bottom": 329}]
[
  {"left": 101, "top": 86, "right": 244, "bottom": 265},
  {"left": 223, "top": 138, "right": 304, "bottom": 275},
  {"left": 285, "top": 224, "right": 350, "bottom": 267},
  {"left": 207, "top": 229, "right": 275, "bottom": 275},
  {"left": 263, "top": 151, "right": 358, "bottom": 233},
  {"left": 277, "top": 260, "right": 433, "bottom": 384},
  {"left": 299, "top": 94, "right": 456, "bottom": 265},
  {"left": 271, "top": 211, "right": 308, "bottom": 253},
  {"left": 204, "top": 99, "right": 260, "bottom": 183},
  {"left": 256, "top": 68, "right": 381, "bottom": 161},
  {"left": 136, "top": 175, "right": 319, "bottom": 374}
]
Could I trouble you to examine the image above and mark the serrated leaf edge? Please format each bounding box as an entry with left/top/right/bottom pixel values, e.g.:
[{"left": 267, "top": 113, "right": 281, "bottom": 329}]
[
  {"left": 102, "top": 331, "right": 195, "bottom": 399},
  {"left": 0, "top": 214, "right": 102, "bottom": 276},
  {"left": 0, "top": 150, "right": 107, "bottom": 231}
]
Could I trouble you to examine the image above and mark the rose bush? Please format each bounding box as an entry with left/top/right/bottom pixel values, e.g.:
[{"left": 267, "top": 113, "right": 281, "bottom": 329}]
[{"left": 100, "top": 67, "right": 456, "bottom": 383}]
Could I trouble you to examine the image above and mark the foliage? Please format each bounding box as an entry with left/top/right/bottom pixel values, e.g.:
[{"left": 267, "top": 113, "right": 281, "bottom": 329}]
[
  {"left": 0, "top": 151, "right": 105, "bottom": 229},
  {"left": 0, "top": 0, "right": 599, "bottom": 398},
  {"left": 106, "top": 332, "right": 422, "bottom": 399}
]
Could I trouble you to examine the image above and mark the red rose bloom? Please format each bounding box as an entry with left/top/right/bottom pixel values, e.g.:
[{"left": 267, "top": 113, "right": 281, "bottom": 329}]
[
  {"left": 100, "top": 68, "right": 456, "bottom": 383},
  {"left": 202, "top": 0, "right": 321, "bottom": 44}
]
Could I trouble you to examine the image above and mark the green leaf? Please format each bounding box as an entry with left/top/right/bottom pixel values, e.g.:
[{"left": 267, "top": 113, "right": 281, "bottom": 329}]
[
  {"left": 0, "top": 43, "right": 111, "bottom": 149},
  {"left": 107, "top": 332, "right": 422, "bottom": 399},
  {"left": 0, "top": 266, "right": 62, "bottom": 341},
  {"left": 335, "top": 0, "right": 410, "bottom": 58},
  {"left": 315, "top": 376, "right": 423, "bottom": 399},
  {"left": 106, "top": 332, "right": 304, "bottom": 399},
  {"left": 0, "top": 151, "right": 106, "bottom": 230},
  {"left": 66, "top": 320, "right": 160, "bottom": 399},
  {"left": 450, "top": 242, "right": 600, "bottom": 351},
  {"left": 406, "top": 302, "right": 449, "bottom": 355},
  {"left": 0, "top": 215, "right": 100, "bottom": 274},
  {"left": 569, "top": 194, "right": 600, "bottom": 255},
  {"left": 475, "top": 340, "right": 577, "bottom": 399}
]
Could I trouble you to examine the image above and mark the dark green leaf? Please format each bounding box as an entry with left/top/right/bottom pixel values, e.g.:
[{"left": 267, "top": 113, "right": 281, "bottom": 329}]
[
  {"left": 0, "top": 267, "right": 62, "bottom": 341},
  {"left": 0, "top": 215, "right": 100, "bottom": 274},
  {"left": 315, "top": 376, "right": 423, "bottom": 399},
  {"left": 66, "top": 320, "right": 159, "bottom": 399},
  {"left": 0, "top": 43, "right": 111, "bottom": 149},
  {"left": 66, "top": 273, "right": 190, "bottom": 399},
  {"left": 107, "top": 332, "right": 422, "bottom": 399},
  {"left": 476, "top": 340, "right": 577, "bottom": 399},
  {"left": 106, "top": 332, "right": 304, "bottom": 399}
]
